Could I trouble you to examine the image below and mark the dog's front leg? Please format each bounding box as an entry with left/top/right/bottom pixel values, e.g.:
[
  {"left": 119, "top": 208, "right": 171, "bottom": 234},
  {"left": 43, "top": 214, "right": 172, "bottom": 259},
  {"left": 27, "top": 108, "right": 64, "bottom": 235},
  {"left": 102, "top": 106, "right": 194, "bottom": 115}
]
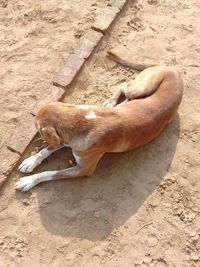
[
  {"left": 16, "top": 166, "right": 84, "bottom": 192},
  {"left": 16, "top": 151, "right": 103, "bottom": 192},
  {"left": 18, "top": 145, "right": 66, "bottom": 173}
]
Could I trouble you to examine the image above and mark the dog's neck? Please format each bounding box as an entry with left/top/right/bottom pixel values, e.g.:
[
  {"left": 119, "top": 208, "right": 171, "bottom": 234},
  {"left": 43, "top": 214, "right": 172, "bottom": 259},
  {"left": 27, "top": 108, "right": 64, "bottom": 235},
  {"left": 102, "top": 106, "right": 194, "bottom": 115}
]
[{"left": 62, "top": 106, "right": 103, "bottom": 150}]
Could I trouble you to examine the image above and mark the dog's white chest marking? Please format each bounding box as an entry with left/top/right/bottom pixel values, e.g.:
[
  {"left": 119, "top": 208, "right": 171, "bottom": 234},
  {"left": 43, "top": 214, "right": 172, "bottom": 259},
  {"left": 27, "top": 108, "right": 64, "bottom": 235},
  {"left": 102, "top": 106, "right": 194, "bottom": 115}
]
[{"left": 85, "top": 110, "right": 96, "bottom": 119}]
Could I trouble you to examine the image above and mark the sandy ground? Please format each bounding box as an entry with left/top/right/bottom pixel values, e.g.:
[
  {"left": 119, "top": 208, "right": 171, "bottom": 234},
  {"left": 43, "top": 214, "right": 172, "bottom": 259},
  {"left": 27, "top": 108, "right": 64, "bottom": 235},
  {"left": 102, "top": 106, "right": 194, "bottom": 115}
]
[{"left": 1, "top": 0, "right": 200, "bottom": 266}]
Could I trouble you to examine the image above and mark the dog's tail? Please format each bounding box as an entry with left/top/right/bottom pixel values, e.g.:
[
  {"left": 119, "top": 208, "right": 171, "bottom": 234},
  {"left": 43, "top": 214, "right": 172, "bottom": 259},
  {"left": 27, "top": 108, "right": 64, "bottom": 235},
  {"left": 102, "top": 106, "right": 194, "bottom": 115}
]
[{"left": 106, "top": 50, "right": 157, "bottom": 71}]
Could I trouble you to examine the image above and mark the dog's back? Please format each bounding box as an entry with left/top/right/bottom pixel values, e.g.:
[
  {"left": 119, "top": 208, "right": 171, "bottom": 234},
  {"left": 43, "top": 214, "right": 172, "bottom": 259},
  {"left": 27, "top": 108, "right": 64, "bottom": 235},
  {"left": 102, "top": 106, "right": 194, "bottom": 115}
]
[{"left": 93, "top": 53, "right": 184, "bottom": 153}]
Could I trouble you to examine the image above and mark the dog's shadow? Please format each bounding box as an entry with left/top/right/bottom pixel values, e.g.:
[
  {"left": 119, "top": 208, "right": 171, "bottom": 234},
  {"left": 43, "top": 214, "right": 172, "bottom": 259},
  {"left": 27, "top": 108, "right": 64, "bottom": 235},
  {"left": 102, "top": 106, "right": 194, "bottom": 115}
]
[{"left": 33, "top": 116, "right": 180, "bottom": 241}]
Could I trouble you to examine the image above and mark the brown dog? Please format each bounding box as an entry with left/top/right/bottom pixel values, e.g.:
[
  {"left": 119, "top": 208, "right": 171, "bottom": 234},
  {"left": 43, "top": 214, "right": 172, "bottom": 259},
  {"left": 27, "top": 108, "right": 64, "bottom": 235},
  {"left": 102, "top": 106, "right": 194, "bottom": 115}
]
[{"left": 16, "top": 51, "right": 183, "bottom": 191}]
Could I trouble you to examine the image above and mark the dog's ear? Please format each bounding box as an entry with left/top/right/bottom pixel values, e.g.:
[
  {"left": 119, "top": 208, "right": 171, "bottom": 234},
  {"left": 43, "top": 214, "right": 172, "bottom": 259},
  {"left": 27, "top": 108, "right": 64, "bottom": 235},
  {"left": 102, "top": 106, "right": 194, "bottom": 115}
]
[{"left": 41, "top": 126, "right": 61, "bottom": 147}]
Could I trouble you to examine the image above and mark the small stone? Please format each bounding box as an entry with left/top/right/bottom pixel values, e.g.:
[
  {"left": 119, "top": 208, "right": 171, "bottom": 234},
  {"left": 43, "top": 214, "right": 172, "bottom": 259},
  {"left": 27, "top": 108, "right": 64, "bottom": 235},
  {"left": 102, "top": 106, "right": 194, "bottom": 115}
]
[
  {"left": 92, "top": 7, "right": 120, "bottom": 34},
  {"left": 53, "top": 54, "right": 84, "bottom": 88},
  {"left": 150, "top": 193, "right": 161, "bottom": 207},
  {"left": 187, "top": 213, "right": 196, "bottom": 222},
  {"left": 143, "top": 256, "right": 152, "bottom": 263},
  {"left": 189, "top": 231, "right": 196, "bottom": 237},
  {"left": 147, "top": 235, "right": 158, "bottom": 247},
  {"left": 21, "top": 199, "right": 30, "bottom": 206},
  {"left": 69, "top": 160, "right": 73, "bottom": 165},
  {"left": 191, "top": 235, "right": 199, "bottom": 243},
  {"left": 94, "top": 211, "right": 100, "bottom": 218},
  {"left": 190, "top": 251, "right": 199, "bottom": 261}
]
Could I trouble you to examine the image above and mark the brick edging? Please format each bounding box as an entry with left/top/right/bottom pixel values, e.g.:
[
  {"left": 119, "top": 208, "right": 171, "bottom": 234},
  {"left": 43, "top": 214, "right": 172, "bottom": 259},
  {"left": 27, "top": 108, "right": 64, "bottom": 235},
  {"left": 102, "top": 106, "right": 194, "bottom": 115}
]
[
  {"left": 53, "top": 30, "right": 103, "bottom": 88},
  {"left": 0, "top": 0, "right": 128, "bottom": 190}
]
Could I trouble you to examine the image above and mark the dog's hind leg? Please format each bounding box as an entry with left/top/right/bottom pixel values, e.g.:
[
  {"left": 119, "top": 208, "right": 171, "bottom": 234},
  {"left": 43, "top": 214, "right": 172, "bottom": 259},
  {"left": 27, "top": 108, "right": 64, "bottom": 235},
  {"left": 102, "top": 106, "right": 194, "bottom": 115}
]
[
  {"left": 103, "top": 82, "right": 128, "bottom": 107},
  {"left": 18, "top": 145, "right": 66, "bottom": 173}
]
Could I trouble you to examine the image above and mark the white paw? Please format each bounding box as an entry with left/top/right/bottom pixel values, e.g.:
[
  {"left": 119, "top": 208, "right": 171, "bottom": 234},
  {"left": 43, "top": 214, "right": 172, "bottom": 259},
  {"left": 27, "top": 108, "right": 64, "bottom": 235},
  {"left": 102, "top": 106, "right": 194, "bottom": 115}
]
[
  {"left": 103, "top": 99, "right": 117, "bottom": 107},
  {"left": 15, "top": 174, "right": 39, "bottom": 192},
  {"left": 18, "top": 155, "right": 42, "bottom": 173}
]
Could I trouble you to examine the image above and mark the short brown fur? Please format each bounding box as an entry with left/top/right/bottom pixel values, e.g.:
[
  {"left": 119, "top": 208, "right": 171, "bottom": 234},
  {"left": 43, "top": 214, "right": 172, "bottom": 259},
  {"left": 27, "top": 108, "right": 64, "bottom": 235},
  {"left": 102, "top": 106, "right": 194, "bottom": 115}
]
[{"left": 34, "top": 51, "right": 183, "bottom": 181}]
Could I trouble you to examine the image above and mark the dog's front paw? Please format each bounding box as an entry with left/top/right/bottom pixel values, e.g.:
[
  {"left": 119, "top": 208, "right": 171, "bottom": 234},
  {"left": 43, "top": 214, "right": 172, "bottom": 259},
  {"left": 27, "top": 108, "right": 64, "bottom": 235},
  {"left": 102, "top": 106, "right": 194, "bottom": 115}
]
[
  {"left": 18, "top": 156, "right": 42, "bottom": 173},
  {"left": 15, "top": 174, "right": 39, "bottom": 192},
  {"left": 103, "top": 99, "right": 117, "bottom": 107}
]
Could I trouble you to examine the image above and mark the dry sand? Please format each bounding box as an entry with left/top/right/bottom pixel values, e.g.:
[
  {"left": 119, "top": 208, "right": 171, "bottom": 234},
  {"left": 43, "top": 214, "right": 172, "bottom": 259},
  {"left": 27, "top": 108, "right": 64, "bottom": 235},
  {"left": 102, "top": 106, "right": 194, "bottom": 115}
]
[{"left": 0, "top": 0, "right": 200, "bottom": 266}]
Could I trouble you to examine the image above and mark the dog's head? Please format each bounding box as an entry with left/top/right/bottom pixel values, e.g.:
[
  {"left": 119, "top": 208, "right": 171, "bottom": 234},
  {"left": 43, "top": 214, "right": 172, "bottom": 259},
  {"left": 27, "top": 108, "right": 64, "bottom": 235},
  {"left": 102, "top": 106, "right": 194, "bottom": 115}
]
[
  {"left": 34, "top": 103, "right": 63, "bottom": 147},
  {"left": 34, "top": 102, "right": 92, "bottom": 148}
]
